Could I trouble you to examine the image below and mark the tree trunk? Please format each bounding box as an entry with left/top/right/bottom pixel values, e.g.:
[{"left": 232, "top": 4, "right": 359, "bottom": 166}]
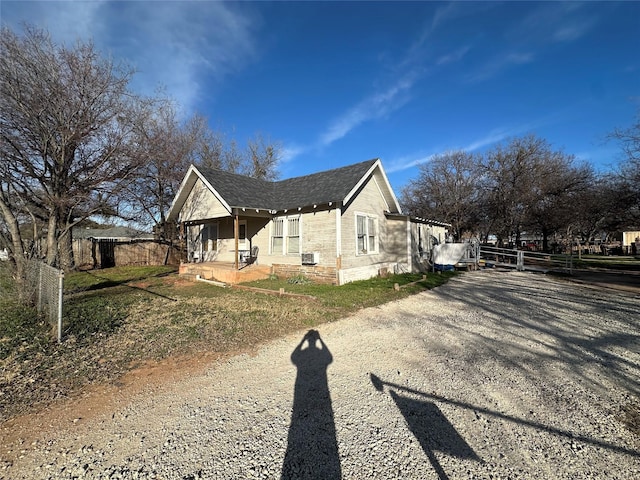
[
  {"left": 542, "top": 228, "right": 550, "bottom": 253},
  {"left": 0, "top": 196, "right": 27, "bottom": 288},
  {"left": 46, "top": 214, "right": 58, "bottom": 266},
  {"left": 58, "top": 227, "right": 75, "bottom": 270}
]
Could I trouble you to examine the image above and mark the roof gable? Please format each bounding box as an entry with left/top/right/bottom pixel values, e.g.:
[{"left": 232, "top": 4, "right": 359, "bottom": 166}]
[{"left": 167, "top": 159, "right": 401, "bottom": 221}]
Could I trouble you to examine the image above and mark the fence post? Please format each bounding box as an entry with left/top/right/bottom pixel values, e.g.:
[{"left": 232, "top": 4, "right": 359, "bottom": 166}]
[
  {"left": 37, "top": 265, "right": 43, "bottom": 314},
  {"left": 569, "top": 253, "right": 573, "bottom": 275},
  {"left": 57, "top": 270, "right": 64, "bottom": 343}
]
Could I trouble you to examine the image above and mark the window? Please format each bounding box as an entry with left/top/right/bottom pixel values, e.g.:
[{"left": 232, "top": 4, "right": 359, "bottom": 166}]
[
  {"left": 272, "top": 218, "right": 284, "bottom": 253},
  {"left": 287, "top": 217, "right": 300, "bottom": 254},
  {"left": 271, "top": 215, "right": 301, "bottom": 254},
  {"left": 202, "top": 223, "right": 218, "bottom": 251},
  {"left": 356, "top": 213, "right": 377, "bottom": 255},
  {"left": 238, "top": 221, "right": 247, "bottom": 250}
]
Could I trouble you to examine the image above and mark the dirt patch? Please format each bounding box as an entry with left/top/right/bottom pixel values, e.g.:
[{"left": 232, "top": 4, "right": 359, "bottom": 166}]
[{"left": 1, "top": 348, "right": 236, "bottom": 461}]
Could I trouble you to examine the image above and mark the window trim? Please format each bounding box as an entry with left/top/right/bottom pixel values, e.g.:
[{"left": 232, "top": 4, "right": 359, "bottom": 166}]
[
  {"left": 355, "top": 212, "right": 378, "bottom": 256},
  {"left": 287, "top": 216, "right": 301, "bottom": 255},
  {"left": 271, "top": 214, "right": 302, "bottom": 255}
]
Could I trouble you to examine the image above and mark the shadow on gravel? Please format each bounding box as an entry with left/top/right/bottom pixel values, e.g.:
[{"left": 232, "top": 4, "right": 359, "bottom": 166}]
[
  {"left": 435, "top": 271, "right": 640, "bottom": 398},
  {"left": 371, "top": 373, "right": 640, "bottom": 459},
  {"left": 281, "top": 330, "right": 341, "bottom": 480},
  {"left": 372, "top": 374, "right": 481, "bottom": 479}
]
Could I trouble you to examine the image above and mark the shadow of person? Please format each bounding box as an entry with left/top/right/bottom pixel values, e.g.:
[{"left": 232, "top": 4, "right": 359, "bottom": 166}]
[{"left": 281, "top": 329, "right": 341, "bottom": 480}]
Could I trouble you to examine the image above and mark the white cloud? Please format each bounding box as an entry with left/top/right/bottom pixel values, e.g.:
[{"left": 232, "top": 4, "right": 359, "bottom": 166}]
[
  {"left": 386, "top": 122, "right": 543, "bottom": 174},
  {"left": 463, "top": 128, "right": 517, "bottom": 152},
  {"left": 280, "top": 144, "right": 307, "bottom": 164},
  {"left": 1, "top": 0, "right": 105, "bottom": 45},
  {"left": 315, "top": 2, "right": 485, "bottom": 150},
  {"left": 465, "top": 52, "right": 534, "bottom": 83},
  {"left": 517, "top": 2, "right": 594, "bottom": 45},
  {"left": 386, "top": 153, "right": 436, "bottom": 173},
  {"left": 2, "top": 1, "right": 259, "bottom": 114},
  {"left": 319, "top": 75, "right": 415, "bottom": 147},
  {"left": 102, "top": 2, "right": 259, "bottom": 113},
  {"left": 436, "top": 45, "right": 471, "bottom": 66},
  {"left": 462, "top": 3, "right": 596, "bottom": 85},
  {"left": 552, "top": 20, "right": 595, "bottom": 43}
]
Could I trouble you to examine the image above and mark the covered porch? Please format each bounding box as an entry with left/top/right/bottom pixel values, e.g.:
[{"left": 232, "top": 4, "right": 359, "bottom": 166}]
[{"left": 179, "top": 209, "right": 272, "bottom": 283}]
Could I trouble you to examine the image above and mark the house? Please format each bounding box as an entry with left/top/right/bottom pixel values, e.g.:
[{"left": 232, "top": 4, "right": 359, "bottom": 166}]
[
  {"left": 166, "top": 158, "right": 449, "bottom": 285},
  {"left": 622, "top": 230, "right": 640, "bottom": 255}
]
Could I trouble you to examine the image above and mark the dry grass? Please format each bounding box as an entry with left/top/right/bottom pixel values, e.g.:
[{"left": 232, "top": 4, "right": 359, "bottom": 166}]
[{"left": 1, "top": 266, "right": 454, "bottom": 421}]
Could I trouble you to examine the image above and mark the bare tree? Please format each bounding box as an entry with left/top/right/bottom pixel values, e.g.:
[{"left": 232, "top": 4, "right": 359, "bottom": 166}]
[
  {"left": 611, "top": 108, "right": 640, "bottom": 165},
  {"left": 610, "top": 108, "right": 640, "bottom": 226},
  {"left": 570, "top": 175, "right": 624, "bottom": 253},
  {"left": 193, "top": 117, "right": 225, "bottom": 170},
  {"left": 478, "top": 135, "right": 597, "bottom": 251},
  {"left": 523, "top": 156, "right": 593, "bottom": 252},
  {"left": 0, "top": 25, "right": 148, "bottom": 274},
  {"left": 122, "top": 103, "right": 208, "bottom": 238},
  {"left": 243, "top": 133, "right": 281, "bottom": 181},
  {"left": 196, "top": 130, "right": 281, "bottom": 181},
  {"left": 401, "top": 151, "right": 482, "bottom": 240},
  {"left": 482, "top": 135, "right": 553, "bottom": 247}
]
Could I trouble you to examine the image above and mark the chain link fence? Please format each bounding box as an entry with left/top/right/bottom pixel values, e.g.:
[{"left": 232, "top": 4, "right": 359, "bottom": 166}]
[{"left": 33, "top": 261, "right": 65, "bottom": 342}]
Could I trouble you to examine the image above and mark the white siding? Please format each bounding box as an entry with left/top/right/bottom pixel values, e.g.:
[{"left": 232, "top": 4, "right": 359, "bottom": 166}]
[
  {"left": 262, "top": 209, "right": 337, "bottom": 267},
  {"left": 179, "top": 178, "right": 229, "bottom": 222},
  {"left": 341, "top": 176, "right": 400, "bottom": 270}
]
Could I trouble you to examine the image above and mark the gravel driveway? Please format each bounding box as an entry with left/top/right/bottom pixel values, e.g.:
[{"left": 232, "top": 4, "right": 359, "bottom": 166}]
[{"left": 3, "top": 270, "right": 640, "bottom": 479}]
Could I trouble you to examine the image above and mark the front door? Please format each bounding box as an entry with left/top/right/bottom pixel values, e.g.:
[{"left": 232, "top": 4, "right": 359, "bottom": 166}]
[
  {"left": 238, "top": 220, "right": 248, "bottom": 250},
  {"left": 202, "top": 223, "right": 218, "bottom": 261}
]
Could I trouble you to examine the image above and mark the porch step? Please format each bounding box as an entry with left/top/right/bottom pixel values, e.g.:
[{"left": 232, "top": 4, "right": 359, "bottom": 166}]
[{"left": 179, "top": 262, "right": 271, "bottom": 285}]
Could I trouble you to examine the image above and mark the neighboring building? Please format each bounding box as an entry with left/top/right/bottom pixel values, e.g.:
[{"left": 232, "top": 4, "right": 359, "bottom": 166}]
[
  {"left": 623, "top": 230, "right": 640, "bottom": 255},
  {"left": 73, "top": 226, "right": 155, "bottom": 242},
  {"left": 167, "top": 158, "right": 449, "bottom": 285},
  {"left": 73, "top": 226, "right": 169, "bottom": 269}
]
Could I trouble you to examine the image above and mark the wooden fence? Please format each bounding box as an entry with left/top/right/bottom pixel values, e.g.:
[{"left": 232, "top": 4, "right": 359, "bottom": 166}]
[{"left": 73, "top": 239, "right": 182, "bottom": 269}]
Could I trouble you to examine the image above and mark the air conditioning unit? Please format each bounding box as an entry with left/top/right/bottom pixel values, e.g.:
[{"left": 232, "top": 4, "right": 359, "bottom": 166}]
[{"left": 301, "top": 252, "right": 319, "bottom": 265}]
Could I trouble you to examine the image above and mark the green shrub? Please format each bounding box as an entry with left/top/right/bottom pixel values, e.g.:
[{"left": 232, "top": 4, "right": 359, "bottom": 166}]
[{"left": 287, "top": 274, "right": 311, "bottom": 284}]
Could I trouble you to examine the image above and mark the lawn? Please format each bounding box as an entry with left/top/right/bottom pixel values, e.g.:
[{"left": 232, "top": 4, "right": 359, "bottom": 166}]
[
  {"left": 0, "top": 264, "right": 455, "bottom": 421},
  {"left": 573, "top": 254, "right": 640, "bottom": 271}
]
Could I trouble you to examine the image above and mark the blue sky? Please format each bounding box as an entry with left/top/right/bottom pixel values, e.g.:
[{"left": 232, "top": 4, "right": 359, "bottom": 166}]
[{"left": 2, "top": 1, "right": 639, "bottom": 193}]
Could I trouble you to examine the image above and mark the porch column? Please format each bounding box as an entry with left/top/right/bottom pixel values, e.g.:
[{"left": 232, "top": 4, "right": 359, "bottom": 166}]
[
  {"left": 180, "top": 222, "right": 186, "bottom": 263},
  {"left": 234, "top": 213, "right": 239, "bottom": 270}
]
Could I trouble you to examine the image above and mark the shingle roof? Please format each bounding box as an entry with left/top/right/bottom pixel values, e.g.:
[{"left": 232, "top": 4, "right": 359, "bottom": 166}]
[
  {"left": 275, "top": 159, "right": 379, "bottom": 210},
  {"left": 197, "top": 159, "right": 379, "bottom": 211},
  {"left": 73, "top": 226, "right": 153, "bottom": 240},
  {"left": 196, "top": 167, "right": 274, "bottom": 210}
]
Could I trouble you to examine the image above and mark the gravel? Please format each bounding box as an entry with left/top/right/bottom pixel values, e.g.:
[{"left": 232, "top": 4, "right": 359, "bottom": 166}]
[{"left": 2, "top": 270, "right": 639, "bottom": 479}]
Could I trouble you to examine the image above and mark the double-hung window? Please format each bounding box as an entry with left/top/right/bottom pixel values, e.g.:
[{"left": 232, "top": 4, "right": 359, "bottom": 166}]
[
  {"left": 287, "top": 216, "right": 300, "bottom": 254},
  {"left": 356, "top": 213, "right": 377, "bottom": 255},
  {"left": 272, "top": 218, "right": 284, "bottom": 253},
  {"left": 271, "top": 215, "right": 301, "bottom": 254}
]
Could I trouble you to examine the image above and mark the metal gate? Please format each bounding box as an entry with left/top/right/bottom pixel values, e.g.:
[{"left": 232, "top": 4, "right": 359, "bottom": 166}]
[{"left": 478, "top": 245, "right": 573, "bottom": 274}]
